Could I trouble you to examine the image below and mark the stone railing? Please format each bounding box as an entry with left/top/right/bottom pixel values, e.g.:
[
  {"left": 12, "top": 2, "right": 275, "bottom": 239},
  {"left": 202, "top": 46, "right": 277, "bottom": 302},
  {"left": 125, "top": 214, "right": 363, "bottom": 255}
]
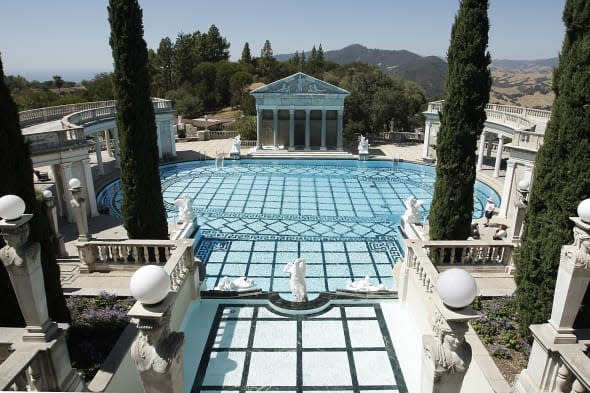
[
  {"left": 426, "top": 100, "right": 551, "bottom": 127},
  {"left": 423, "top": 240, "right": 515, "bottom": 268},
  {"left": 550, "top": 341, "right": 590, "bottom": 393},
  {"left": 0, "top": 349, "right": 44, "bottom": 391},
  {"left": 62, "top": 98, "right": 173, "bottom": 129},
  {"left": 511, "top": 129, "right": 544, "bottom": 150},
  {"left": 208, "top": 130, "right": 239, "bottom": 139},
  {"left": 485, "top": 110, "right": 534, "bottom": 130},
  {"left": 77, "top": 239, "right": 177, "bottom": 273},
  {"left": 25, "top": 127, "right": 91, "bottom": 154},
  {"left": 19, "top": 100, "right": 116, "bottom": 128},
  {"left": 19, "top": 98, "right": 173, "bottom": 129},
  {"left": 398, "top": 240, "right": 511, "bottom": 392}
]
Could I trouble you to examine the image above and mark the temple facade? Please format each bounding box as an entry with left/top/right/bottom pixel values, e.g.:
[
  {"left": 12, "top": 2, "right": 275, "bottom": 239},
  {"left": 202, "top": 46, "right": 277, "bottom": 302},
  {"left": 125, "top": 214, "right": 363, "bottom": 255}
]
[{"left": 250, "top": 72, "right": 350, "bottom": 151}]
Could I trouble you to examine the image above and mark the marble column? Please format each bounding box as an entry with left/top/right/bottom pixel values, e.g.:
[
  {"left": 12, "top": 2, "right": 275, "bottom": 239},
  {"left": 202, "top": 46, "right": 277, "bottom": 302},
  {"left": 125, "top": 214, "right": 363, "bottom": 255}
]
[
  {"left": 493, "top": 136, "right": 504, "bottom": 178},
  {"left": 105, "top": 129, "right": 113, "bottom": 157},
  {"left": 499, "top": 161, "right": 515, "bottom": 218},
  {"left": 82, "top": 159, "right": 99, "bottom": 217},
  {"left": 112, "top": 128, "right": 121, "bottom": 168},
  {"left": 273, "top": 108, "right": 279, "bottom": 148},
  {"left": 58, "top": 163, "right": 75, "bottom": 223},
  {"left": 289, "top": 109, "right": 295, "bottom": 151},
  {"left": 320, "top": 110, "right": 327, "bottom": 151},
  {"left": 422, "top": 121, "right": 432, "bottom": 160},
  {"left": 49, "top": 164, "right": 64, "bottom": 218},
  {"left": 43, "top": 191, "right": 67, "bottom": 257},
  {"left": 337, "top": 109, "right": 344, "bottom": 151},
  {"left": 156, "top": 122, "right": 163, "bottom": 159},
  {"left": 476, "top": 132, "right": 486, "bottom": 171},
  {"left": 305, "top": 109, "right": 310, "bottom": 151},
  {"left": 95, "top": 137, "right": 104, "bottom": 176},
  {"left": 486, "top": 135, "right": 494, "bottom": 157},
  {"left": 256, "top": 109, "right": 262, "bottom": 149}
]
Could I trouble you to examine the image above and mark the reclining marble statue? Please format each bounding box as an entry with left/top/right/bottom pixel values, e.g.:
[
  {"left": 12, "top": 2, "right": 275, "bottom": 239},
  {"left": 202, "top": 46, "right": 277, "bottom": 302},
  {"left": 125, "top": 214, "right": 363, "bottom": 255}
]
[{"left": 284, "top": 257, "right": 308, "bottom": 302}]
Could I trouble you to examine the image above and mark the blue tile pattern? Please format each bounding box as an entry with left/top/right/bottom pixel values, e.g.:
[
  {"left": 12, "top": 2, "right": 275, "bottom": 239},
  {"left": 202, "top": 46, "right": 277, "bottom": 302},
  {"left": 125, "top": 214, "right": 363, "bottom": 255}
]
[{"left": 97, "top": 159, "right": 500, "bottom": 296}]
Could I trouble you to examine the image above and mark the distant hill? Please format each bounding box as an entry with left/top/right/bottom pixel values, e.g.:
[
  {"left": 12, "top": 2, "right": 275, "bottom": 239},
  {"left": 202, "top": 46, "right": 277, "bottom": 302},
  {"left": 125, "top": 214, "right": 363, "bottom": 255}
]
[
  {"left": 276, "top": 45, "right": 556, "bottom": 108},
  {"left": 277, "top": 44, "right": 448, "bottom": 99}
]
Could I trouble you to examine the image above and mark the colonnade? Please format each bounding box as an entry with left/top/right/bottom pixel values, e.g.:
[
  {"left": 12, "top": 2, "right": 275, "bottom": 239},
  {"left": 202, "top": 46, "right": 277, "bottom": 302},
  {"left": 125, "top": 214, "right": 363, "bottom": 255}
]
[
  {"left": 49, "top": 159, "right": 98, "bottom": 223},
  {"left": 255, "top": 107, "right": 344, "bottom": 151}
]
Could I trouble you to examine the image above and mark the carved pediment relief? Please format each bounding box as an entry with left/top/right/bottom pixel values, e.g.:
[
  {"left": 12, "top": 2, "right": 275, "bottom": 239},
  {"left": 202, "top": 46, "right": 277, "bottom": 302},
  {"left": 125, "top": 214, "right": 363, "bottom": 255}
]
[{"left": 251, "top": 72, "right": 349, "bottom": 95}]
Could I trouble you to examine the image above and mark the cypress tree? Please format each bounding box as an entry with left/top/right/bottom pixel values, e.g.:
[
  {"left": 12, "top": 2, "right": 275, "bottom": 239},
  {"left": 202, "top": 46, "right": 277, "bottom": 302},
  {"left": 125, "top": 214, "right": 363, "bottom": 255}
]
[
  {"left": 108, "top": 0, "right": 168, "bottom": 240},
  {"left": 0, "top": 54, "right": 70, "bottom": 325},
  {"left": 428, "top": 0, "right": 491, "bottom": 241},
  {"left": 515, "top": 0, "right": 590, "bottom": 333}
]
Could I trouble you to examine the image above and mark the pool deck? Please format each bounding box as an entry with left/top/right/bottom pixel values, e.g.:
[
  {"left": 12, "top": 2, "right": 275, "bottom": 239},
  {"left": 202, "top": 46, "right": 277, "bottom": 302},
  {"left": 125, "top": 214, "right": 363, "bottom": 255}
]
[{"left": 41, "top": 139, "right": 514, "bottom": 297}]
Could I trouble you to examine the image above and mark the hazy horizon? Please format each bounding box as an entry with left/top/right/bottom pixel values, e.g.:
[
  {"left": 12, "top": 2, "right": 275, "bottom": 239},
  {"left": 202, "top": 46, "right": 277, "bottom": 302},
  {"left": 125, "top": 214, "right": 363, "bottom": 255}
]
[{"left": 1, "top": 0, "right": 565, "bottom": 82}]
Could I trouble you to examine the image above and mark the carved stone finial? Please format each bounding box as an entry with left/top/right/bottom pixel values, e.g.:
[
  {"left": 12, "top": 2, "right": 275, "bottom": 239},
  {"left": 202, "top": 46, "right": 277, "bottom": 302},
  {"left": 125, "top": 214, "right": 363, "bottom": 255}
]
[{"left": 572, "top": 226, "right": 590, "bottom": 269}]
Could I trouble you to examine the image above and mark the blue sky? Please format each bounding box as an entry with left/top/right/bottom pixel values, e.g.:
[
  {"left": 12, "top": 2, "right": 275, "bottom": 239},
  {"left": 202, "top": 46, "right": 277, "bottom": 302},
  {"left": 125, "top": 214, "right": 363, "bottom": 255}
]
[{"left": 0, "top": 0, "right": 566, "bottom": 81}]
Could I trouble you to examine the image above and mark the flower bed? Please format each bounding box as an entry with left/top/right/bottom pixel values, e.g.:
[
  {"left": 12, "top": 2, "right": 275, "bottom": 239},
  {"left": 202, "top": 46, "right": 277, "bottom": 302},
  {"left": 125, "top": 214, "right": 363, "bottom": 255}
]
[
  {"left": 471, "top": 296, "right": 531, "bottom": 383},
  {"left": 66, "top": 291, "right": 134, "bottom": 382}
]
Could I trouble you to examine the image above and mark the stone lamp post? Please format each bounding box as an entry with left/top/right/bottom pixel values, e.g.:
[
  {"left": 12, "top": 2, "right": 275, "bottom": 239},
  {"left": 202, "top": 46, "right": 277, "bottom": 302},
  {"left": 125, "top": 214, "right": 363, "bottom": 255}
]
[
  {"left": 422, "top": 268, "right": 479, "bottom": 393},
  {"left": 512, "top": 178, "right": 530, "bottom": 242},
  {"left": 69, "top": 177, "right": 90, "bottom": 242},
  {"left": 0, "top": 194, "right": 84, "bottom": 391}
]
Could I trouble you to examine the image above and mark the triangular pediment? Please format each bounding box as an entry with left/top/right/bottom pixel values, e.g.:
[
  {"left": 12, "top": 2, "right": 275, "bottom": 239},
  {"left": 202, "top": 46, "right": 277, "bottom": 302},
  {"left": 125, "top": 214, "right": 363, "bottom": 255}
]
[{"left": 251, "top": 72, "right": 349, "bottom": 95}]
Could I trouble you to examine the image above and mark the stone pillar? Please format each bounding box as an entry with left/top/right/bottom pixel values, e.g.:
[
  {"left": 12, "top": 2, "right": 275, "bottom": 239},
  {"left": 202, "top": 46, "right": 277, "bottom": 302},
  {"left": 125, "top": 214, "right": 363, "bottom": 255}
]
[
  {"left": 112, "top": 127, "right": 121, "bottom": 168},
  {"left": 547, "top": 218, "right": 590, "bottom": 341},
  {"left": 0, "top": 212, "right": 84, "bottom": 391},
  {"left": 169, "top": 121, "right": 177, "bottom": 158},
  {"left": 156, "top": 121, "right": 163, "bottom": 160},
  {"left": 43, "top": 191, "right": 67, "bottom": 257},
  {"left": 70, "top": 182, "right": 91, "bottom": 242},
  {"left": 305, "top": 109, "right": 310, "bottom": 150},
  {"left": 0, "top": 214, "right": 58, "bottom": 340},
  {"left": 82, "top": 159, "right": 99, "bottom": 217},
  {"left": 513, "top": 215, "right": 590, "bottom": 393},
  {"left": 476, "top": 132, "right": 486, "bottom": 171},
  {"left": 289, "top": 108, "right": 295, "bottom": 151},
  {"left": 49, "top": 164, "right": 64, "bottom": 218},
  {"left": 320, "top": 109, "right": 327, "bottom": 151},
  {"left": 105, "top": 129, "right": 113, "bottom": 157},
  {"left": 493, "top": 136, "right": 504, "bottom": 177},
  {"left": 423, "top": 121, "right": 432, "bottom": 160},
  {"left": 273, "top": 108, "right": 279, "bottom": 148},
  {"left": 130, "top": 309, "right": 184, "bottom": 393},
  {"left": 486, "top": 135, "right": 494, "bottom": 157},
  {"left": 337, "top": 109, "right": 344, "bottom": 151},
  {"left": 256, "top": 108, "right": 262, "bottom": 149},
  {"left": 57, "top": 163, "right": 75, "bottom": 223},
  {"left": 95, "top": 137, "right": 104, "bottom": 176},
  {"left": 498, "top": 161, "right": 516, "bottom": 218}
]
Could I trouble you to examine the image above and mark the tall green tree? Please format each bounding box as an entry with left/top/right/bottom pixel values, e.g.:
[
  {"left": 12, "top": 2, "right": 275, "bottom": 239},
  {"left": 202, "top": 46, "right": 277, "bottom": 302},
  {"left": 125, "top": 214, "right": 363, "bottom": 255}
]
[
  {"left": 0, "top": 54, "right": 70, "bottom": 326},
  {"left": 153, "top": 37, "right": 174, "bottom": 96},
  {"left": 199, "top": 24, "right": 230, "bottom": 63},
  {"left": 515, "top": 0, "right": 590, "bottom": 333},
  {"left": 53, "top": 75, "right": 64, "bottom": 93},
  {"left": 428, "top": 0, "right": 491, "bottom": 241},
  {"left": 240, "top": 42, "right": 252, "bottom": 64},
  {"left": 108, "top": 0, "right": 168, "bottom": 240}
]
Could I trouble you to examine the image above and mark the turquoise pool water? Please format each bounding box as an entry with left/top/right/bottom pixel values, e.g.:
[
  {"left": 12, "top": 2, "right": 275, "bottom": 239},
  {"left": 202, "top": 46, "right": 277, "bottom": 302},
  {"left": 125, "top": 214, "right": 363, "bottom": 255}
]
[{"left": 97, "top": 159, "right": 500, "bottom": 297}]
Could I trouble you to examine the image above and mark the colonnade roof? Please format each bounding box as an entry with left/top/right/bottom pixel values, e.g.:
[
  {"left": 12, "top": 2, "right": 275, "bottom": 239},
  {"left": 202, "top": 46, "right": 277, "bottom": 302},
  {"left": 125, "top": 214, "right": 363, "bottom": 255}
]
[{"left": 251, "top": 72, "right": 350, "bottom": 96}]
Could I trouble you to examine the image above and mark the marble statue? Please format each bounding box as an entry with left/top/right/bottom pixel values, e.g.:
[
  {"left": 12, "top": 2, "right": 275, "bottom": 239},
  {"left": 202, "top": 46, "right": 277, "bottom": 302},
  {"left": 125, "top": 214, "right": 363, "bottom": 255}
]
[
  {"left": 173, "top": 194, "right": 194, "bottom": 224},
  {"left": 346, "top": 275, "right": 387, "bottom": 292},
  {"left": 424, "top": 317, "right": 472, "bottom": 380},
  {"left": 403, "top": 196, "right": 423, "bottom": 225},
  {"left": 284, "top": 258, "right": 308, "bottom": 302},
  {"left": 214, "top": 276, "right": 255, "bottom": 291},
  {"left": 230, "top": 135, "right": 241, "bottom": 155},
  {"left": 358, "top": 135, "right": 369, "bottom": 155}
]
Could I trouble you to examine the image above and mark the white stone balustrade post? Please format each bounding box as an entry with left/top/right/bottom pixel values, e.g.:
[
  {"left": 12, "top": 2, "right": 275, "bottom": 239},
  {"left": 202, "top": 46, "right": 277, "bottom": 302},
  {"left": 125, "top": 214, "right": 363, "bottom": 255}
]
[{"left": 42, "top": 190, "right": 67, "bottom": 257}]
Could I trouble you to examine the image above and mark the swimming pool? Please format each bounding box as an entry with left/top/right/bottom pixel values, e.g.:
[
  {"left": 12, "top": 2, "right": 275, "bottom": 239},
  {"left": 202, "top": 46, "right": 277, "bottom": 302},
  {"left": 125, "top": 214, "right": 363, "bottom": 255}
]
[{"left": 97, "top": 159, "right": 500, "bottom": 296}]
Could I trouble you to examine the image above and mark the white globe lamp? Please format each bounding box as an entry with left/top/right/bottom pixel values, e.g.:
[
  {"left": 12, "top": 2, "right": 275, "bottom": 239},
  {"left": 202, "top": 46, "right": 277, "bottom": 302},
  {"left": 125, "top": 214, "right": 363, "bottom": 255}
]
[
  {"left": 69, "top": 178, "right": 81, "bottom": 189},
  {"left": 42, "top": 189, "right": 53, "bottom": 199},
  {"left": 129, "top": 265, "right": 170, "bottom": 305},
  {"left": 0, "top": 195, "right": 26, "bottom": 221},
  {"left": 578, "top": 199, "right": 590, "bottom": 223},
  {"left": 517, "top": 178, "right": 530, "bottom": 192},
  {"left": 437, "top": 268, "right": 478, "bottom": 309}
]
